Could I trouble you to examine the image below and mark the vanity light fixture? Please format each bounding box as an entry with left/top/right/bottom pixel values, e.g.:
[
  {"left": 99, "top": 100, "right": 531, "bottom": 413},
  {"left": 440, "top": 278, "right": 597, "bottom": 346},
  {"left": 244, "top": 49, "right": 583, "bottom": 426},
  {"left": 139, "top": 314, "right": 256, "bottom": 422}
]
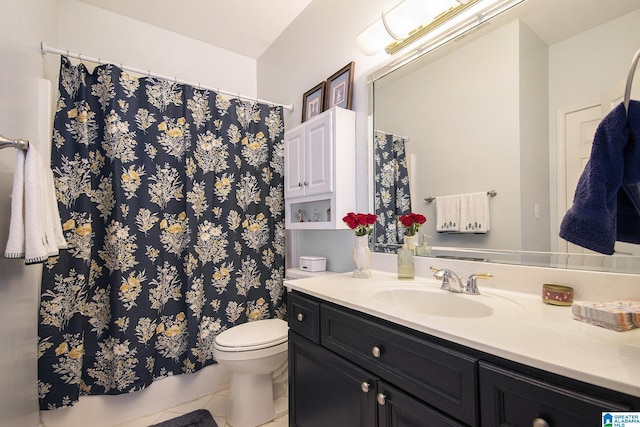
[{"left": 356, "top": 0, "right": 524, "bottom": 56}]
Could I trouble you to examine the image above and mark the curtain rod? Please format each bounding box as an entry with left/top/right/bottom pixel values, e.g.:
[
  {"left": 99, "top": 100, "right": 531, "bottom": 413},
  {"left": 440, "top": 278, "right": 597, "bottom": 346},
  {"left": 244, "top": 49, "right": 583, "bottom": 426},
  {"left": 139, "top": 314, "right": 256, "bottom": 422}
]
[
  {"left": 375, "top": 129, "right": 410, "bottom": 142},
  {"left": 41, "top": 42, "right": 294, "bottom": 112}
]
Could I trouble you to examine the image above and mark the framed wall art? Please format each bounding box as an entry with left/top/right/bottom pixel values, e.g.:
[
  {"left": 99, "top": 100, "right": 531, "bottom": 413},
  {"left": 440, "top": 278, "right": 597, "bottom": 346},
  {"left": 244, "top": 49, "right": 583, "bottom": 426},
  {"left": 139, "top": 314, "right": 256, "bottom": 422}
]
[
  {"left": 301, "top": 82, "right": 326, "bottom": 122},
  {"left": 325, "top": 61, "right": 354, "bottom": 110}
]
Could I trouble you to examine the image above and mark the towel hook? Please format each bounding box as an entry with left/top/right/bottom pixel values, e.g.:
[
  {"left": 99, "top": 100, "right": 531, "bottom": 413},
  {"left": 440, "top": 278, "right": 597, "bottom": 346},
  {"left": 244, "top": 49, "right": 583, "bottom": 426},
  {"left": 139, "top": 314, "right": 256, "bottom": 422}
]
[{"left": 623, "top": 48, "right": 640, "bottom": 114}]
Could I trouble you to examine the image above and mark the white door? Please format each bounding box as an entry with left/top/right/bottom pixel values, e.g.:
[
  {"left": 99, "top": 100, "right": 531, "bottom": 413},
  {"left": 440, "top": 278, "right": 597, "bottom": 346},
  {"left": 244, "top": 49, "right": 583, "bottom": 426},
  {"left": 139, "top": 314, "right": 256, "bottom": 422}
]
[{"left": 558, "top": 103, "right": 601, "bottom": 257}]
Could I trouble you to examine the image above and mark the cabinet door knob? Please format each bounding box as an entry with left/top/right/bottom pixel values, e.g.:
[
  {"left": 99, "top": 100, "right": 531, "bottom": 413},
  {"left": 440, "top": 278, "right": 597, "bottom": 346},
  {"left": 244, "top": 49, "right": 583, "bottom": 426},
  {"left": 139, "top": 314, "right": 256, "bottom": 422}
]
[
  {"left": 371, "top": 346, "right": 381, "bottom": 358},
  {"left": 298, "top": 182, "right": 302, "bottom": 187},
  {"left": 296, "top": 313, "right": 304, "bottom": 321},
  {"left": 376, "top": 393, "right": 386, "bottom": 405},
  {"left": 361, "top": 382, "right": 370, "bottom": 393},
  {"left": 532, "top": 418, "right": 549, "bottom": 427},
  {"left": 303, "top": 181, "right": 308, "bottom": 186}
]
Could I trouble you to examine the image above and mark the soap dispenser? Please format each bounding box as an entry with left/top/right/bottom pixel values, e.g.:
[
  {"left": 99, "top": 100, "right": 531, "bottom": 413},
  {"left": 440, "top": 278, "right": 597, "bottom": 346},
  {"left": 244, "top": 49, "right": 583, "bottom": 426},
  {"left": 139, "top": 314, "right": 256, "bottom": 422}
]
[
  {"left": 397, "top": 243, "right": 415, "bottom": 280},
  {"left": 415, "top": 234, "right": 432, "bottom": 256}
]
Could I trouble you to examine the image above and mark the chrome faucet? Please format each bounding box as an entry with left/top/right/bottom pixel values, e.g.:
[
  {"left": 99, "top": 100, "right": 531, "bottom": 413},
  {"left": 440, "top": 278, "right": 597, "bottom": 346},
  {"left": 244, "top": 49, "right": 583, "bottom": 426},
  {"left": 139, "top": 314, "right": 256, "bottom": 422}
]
[
  {"left": 430, "top": 267, "right": 464, "bottom": 292},
  {"left": 431, "top": 267, "right": 492, "bottom": 295}
]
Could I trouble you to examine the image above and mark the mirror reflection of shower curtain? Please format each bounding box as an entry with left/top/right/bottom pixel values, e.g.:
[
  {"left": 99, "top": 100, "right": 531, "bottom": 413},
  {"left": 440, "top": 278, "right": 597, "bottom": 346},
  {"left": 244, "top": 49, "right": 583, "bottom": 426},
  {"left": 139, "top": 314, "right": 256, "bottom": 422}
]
[{"left": 374, "top": 130, "right": 411, "bottom": 252}]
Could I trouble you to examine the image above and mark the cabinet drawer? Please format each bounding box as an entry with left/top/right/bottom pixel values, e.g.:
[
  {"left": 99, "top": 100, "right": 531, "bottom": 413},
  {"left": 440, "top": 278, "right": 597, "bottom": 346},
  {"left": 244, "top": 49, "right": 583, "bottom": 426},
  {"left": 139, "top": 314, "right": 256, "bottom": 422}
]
[
  {"left": 479, "top": 361, "right": 632, "bottom": 426},
  {"left": 321, "top": 304, "right": 478, "bottom": 426},
  {"left": 287, "top": 292, "right": 320, "bottom": 344}
]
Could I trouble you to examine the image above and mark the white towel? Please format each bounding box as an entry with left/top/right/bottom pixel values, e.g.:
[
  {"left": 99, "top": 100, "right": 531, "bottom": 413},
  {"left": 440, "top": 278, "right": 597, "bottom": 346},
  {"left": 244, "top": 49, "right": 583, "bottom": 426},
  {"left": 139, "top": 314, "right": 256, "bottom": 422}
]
[
  {"left": 459, "top": 192, "right": 490, "bottom": 233},
  {"left": 4, "top": 145, "right": 67, "bottom": 264},
  {"left": 5, "top": 149, "right": 26, "bottom": 258},
  {"left": 436, "top": 195, "right": 460, "bottom": 232}
]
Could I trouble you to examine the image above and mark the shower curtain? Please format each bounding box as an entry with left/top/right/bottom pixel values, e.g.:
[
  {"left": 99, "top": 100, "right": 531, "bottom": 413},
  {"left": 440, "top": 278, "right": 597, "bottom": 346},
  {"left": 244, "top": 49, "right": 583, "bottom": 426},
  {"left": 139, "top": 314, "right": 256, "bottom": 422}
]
[
  {"left": 374, "top": 130, "right": 411, "bottom": 252},
  {"left": 38, "top": 57, "right": 286, "bottom": 410}
]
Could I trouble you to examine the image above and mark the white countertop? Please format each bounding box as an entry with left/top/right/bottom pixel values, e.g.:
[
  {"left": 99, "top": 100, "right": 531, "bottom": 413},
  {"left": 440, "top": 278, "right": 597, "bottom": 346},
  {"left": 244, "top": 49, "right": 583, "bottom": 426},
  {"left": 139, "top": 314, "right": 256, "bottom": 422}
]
[{"left": 285, "top": 270, "right": 640, "bottom": 397}]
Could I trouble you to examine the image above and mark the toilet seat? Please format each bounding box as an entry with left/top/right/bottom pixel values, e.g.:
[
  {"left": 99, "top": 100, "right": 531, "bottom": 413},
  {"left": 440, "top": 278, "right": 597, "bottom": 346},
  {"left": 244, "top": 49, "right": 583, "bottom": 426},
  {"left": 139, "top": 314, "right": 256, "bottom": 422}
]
[{"left": 214, "top": 318, "right": 288, "bottom": 352}]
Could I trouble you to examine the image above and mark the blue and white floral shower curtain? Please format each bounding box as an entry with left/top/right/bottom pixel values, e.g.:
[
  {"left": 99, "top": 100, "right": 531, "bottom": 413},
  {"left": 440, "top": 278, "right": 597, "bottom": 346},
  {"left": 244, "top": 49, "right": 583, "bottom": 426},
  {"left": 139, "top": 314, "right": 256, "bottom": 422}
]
[
  {"left": 38, "top": 57, "right": 286, "bottom": 410},
  {"left": 374, "top": 130, "right": 411, "bottom": 252}
]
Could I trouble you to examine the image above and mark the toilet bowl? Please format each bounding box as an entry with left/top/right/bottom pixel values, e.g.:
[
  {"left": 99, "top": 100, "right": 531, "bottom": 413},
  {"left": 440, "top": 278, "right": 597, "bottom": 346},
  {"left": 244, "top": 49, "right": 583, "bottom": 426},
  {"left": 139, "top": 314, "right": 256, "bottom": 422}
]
[{"left": 213, "top": 319, "right": 288, "bottom": 427}]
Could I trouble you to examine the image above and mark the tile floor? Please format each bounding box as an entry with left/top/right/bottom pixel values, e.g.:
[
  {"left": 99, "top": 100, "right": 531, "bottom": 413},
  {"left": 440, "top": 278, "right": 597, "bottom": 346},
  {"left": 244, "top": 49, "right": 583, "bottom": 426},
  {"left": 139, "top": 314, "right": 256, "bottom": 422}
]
[{"left": 115, "top": 388, "right": 288, "bottom": 427}]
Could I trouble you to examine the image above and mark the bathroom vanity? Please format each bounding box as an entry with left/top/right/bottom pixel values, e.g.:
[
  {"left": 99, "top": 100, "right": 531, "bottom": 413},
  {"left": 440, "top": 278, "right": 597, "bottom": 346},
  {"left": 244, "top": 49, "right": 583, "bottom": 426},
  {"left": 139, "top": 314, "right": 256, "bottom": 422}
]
[{"left": 285, "top": 271, "right": 640, "bottom": 426}]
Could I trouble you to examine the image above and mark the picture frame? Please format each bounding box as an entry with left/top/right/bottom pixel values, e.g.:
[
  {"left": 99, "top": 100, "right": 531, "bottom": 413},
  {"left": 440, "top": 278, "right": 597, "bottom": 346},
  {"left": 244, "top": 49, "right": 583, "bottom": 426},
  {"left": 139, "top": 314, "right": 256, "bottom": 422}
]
[
  {"left": 324, "top": 61, "right": 354, "bottom": 110},
  {"left": 301, "top": 82, "right": 326, "bottom": 122}
]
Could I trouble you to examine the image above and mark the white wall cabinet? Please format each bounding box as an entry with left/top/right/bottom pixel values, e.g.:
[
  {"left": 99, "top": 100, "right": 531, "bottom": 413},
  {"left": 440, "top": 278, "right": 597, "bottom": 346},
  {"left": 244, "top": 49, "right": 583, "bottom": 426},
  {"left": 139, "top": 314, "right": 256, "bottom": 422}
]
[{"left": 285, "top": 107, "right": 355, "bottom": 229}]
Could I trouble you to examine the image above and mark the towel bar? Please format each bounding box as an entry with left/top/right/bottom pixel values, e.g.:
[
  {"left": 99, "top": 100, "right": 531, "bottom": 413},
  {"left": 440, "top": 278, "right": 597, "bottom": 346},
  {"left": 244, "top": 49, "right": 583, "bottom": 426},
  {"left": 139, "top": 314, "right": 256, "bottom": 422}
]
[
  {"left": 0, "top": 134, "right": 29, "bottom": 151},
  {"left": 624, "top": 48, "right": 640, "bottom": 114},
  {"left": 425, "top": 190, "right": 497, "bottom": 203}
]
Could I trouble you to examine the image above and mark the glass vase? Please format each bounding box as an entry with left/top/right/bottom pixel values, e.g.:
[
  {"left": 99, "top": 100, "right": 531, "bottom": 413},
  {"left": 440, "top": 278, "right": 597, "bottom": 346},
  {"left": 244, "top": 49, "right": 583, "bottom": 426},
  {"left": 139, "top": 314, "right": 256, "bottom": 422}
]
[{"left": 352, "top": 234, "right": 372, "bottom": 279}]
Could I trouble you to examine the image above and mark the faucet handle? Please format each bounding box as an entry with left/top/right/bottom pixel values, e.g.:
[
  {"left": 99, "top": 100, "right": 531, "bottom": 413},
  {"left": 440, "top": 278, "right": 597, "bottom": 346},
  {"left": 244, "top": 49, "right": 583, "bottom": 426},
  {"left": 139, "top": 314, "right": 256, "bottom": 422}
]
[{"left": 464, "top": 273, "right": 492, "bottom": 295}]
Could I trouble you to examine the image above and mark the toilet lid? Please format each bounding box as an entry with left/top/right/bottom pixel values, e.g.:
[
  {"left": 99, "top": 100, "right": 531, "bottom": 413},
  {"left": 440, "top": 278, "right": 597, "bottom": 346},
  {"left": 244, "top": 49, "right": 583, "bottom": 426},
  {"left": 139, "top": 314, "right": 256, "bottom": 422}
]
[{"left": 215, "top": 319, "right": 288, "bottom": 350}]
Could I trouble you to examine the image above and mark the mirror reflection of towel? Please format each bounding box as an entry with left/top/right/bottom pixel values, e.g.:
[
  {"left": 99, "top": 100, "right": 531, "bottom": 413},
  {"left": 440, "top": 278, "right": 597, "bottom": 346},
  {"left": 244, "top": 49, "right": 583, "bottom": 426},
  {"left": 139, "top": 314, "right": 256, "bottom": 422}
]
[
  {"left": 436, "top": 195, "right": 460, "bottom": 232},
  {"left": 460, "top": 192, "right": 490, "bottom": 233}
]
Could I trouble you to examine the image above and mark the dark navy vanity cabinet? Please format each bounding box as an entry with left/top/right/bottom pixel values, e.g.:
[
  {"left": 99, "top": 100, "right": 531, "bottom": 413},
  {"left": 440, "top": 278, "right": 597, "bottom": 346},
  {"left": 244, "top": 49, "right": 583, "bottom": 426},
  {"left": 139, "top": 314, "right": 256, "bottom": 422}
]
[{"left": 287, "top": 291, "right": 640, "bottom": 426}]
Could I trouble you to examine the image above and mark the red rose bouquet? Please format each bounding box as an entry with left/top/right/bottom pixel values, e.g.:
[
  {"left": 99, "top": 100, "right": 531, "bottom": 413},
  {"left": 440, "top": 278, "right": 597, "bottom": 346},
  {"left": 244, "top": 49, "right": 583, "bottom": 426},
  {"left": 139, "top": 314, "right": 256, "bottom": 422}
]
[
  {"left": 399, "top": 212, "right": 427, "bottom": 236},
  {"left": 343, "top": 212, "right": 377, "bottom": 236}
]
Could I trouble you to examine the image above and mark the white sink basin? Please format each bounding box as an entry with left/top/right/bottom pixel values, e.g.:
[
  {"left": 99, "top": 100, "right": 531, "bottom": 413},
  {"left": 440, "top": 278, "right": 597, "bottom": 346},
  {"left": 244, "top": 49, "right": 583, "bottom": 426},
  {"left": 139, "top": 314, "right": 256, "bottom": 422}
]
[{"left": 361, "top": 281, "right": 524, "bottom": 319}]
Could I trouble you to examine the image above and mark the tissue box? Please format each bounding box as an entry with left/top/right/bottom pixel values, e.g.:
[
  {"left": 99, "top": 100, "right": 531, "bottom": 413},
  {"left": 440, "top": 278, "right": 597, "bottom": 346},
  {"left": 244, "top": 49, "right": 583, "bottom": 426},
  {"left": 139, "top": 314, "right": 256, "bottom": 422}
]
[{"left": 299, "top": 256, "right": 326, "bottom": 272}]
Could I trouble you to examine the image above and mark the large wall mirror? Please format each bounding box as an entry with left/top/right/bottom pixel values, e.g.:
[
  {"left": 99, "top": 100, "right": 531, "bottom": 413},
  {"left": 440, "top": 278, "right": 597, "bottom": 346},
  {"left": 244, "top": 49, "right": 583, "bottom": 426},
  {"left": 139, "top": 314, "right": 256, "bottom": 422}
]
[{"left": 369, "top": 0, "right": 640, "bottom": 273}]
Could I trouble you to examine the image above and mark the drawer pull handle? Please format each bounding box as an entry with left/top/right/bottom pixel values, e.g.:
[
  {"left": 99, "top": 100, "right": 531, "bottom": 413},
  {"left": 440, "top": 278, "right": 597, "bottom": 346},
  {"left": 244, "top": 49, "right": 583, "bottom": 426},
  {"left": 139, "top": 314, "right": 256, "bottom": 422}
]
[
  {"left": 296, "top": 313, "right": 304, "bottom": 322},
  {"left": 372, "top": 346, "right": 381, "bottom": 358},
  {"left": 360, "top": 382, "right": 370, "bottom": 393},
  {"left": 532, "top": 419, "right": 549, "bottom": 427},
  {"left": 376, "top": 393, "right": 386, "bottom": 405}
]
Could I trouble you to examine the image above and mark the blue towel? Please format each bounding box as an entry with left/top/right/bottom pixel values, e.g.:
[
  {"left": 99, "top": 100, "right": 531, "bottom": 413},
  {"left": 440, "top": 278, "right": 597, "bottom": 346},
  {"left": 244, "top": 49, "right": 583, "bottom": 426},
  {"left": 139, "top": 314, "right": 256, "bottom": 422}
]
[{"left": 560, "top": 101, "right": 640, "bottom": 255}]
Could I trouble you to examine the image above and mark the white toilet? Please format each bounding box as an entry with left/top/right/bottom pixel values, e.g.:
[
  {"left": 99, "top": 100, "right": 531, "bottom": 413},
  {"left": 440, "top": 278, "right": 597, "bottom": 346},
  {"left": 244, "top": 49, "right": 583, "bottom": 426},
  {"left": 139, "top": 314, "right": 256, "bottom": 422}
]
[
  {"left": 213, "top": 318, "right": 288, "bottom": 427},
  {"left": 213, "top": 268, "right": 335, "bottom": 427}
]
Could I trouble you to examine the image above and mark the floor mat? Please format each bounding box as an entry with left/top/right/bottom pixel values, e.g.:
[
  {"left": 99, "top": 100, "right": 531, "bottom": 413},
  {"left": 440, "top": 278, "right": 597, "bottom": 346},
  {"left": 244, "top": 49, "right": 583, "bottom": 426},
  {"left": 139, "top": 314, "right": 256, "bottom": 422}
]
[{"left": 148, "top": 409, "right": 217, "bottom": 427}]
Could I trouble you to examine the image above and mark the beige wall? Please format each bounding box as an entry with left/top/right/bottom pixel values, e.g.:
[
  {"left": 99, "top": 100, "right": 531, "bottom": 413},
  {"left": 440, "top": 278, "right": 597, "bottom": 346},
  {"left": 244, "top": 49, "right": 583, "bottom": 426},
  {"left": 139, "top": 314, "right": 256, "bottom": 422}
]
[
  {"left": 257, "top": 0, "right": 399, "bottom": 272},
  {"left": 0, "top": 1, "right": 58, "bottom": 426}
]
